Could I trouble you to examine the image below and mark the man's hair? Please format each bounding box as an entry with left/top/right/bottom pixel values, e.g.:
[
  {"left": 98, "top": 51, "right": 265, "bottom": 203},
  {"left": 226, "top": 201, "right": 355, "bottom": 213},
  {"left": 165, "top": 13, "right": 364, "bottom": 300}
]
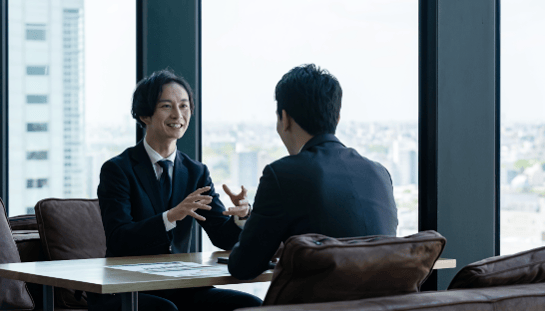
[
  {"left": 131, "top": 68, "right": 195, "bottom": 128},
  {"left": 275, "top": 64, "right": 342, "bottom": 135}
]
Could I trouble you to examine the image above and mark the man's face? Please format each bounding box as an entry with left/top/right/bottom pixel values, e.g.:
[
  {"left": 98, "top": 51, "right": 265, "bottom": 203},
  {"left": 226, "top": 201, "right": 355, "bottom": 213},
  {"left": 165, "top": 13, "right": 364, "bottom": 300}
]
[{"left": 140, "top": 82, "right": 191, "bottom": 142}]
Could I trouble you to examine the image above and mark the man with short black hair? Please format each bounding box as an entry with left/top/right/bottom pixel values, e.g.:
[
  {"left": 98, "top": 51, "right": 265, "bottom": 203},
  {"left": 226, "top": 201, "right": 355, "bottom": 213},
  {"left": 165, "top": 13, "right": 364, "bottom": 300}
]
[
  {"left": 90, "top": 69, "right": 262, "bottom": 310},
  {"left": 228, "top": 64, "right": 398, "bottom": 280}
]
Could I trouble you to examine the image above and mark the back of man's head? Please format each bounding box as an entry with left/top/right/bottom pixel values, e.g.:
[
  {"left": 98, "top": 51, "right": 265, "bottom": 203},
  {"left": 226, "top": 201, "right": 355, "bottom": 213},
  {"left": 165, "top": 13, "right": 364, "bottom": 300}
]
[{"left": 275, "top": 64, "right": 342, "bottom": 135}]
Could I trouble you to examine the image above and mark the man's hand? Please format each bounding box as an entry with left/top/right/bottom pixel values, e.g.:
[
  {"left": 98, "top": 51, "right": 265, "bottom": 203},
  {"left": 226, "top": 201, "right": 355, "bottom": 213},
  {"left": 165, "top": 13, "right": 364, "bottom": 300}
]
[
  {"left": 167, "top": 186, "right": 212, "bottom": 222},
  {"left": 222, "top": 184, "right": 247, "bottom": 206},
  {"left": 222, "top": 184, "right": 250, "bottom": 218}
]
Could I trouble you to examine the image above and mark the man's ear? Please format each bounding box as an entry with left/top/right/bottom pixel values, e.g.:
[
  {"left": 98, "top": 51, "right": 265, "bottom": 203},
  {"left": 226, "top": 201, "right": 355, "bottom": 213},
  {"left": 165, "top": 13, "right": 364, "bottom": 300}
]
[
  {"left": 140, "top": 116, "right": 151, "bottom": 126},
  {"left": 281, "top": 110, "right": 291, "bottom": 132},
  {"left": 337, "top": 114, "right": 341, "bottom": 125}
]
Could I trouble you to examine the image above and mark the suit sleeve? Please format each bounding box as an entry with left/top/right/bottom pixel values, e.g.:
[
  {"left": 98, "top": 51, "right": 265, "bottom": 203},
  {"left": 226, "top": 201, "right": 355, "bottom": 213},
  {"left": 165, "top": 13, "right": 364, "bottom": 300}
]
[
  {"left": 98, "top": 160, "right": 171, "bottom": 256},
  {"left": 197, "top": 165, "right": 242, "bottom": 251},
  {"left": 228, "top": 165, "right": 289, "bottom": 280}
]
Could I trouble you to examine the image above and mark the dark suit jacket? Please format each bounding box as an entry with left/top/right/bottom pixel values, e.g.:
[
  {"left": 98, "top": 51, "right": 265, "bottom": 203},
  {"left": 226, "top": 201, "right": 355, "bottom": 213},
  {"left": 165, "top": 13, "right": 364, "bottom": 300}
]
[
  {"left": 97, "top": 141, "right": 241, "bottom": 257},
  {"left": 228, "top": 134, "right": 398, "bottom": 280}
]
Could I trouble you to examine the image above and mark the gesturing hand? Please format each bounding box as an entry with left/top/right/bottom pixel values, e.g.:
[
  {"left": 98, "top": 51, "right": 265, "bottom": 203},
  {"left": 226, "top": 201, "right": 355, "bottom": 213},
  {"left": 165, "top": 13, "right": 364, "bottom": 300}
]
[
  {"left": 222, "top": 184, "right": 247, "bottom": 206},
  {"left": 167, "top": 186, "right": 213, "bottom": 222},
  {"left": 222, "top": 184, "right": 250, "bottom": 218}
]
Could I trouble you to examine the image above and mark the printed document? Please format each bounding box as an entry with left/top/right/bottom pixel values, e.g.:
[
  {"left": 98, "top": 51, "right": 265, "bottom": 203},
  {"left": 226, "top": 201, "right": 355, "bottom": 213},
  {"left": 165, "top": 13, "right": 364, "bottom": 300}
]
[{"left": 107, "top": 261, "right": 230, "bottom": 278}]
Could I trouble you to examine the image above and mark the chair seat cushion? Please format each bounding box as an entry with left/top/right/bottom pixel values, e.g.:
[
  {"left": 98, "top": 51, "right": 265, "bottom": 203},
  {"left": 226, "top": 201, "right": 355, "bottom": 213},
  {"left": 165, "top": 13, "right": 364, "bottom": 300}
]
[
  {"left": 263, "top": 230, "right": 446, "bottom": 306},
  {"left": 448, "top": 246, "right": 545, "bottom": 290}
]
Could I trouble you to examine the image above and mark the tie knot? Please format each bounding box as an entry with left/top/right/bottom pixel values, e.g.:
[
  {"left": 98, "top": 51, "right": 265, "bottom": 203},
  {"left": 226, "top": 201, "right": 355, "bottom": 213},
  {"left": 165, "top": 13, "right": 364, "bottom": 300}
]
[{"left": 157, "top": 159, "right": 172, "bottom": 171}]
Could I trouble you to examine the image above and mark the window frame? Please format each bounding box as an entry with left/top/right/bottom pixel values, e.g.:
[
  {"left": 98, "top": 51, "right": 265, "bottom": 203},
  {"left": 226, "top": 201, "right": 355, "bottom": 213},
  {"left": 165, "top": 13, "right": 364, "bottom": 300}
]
[{"left": 0, "top": 0, "right": 503, "bottom": 290}]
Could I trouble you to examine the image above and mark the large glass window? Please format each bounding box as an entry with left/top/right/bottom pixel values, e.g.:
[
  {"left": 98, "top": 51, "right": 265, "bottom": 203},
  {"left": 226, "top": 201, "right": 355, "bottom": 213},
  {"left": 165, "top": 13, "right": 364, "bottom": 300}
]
[
  {"left": 8, "top": 0, "right": 135, "bottom": 216},
  {"left": 203, "top": 0, "right": 417, "bottom": 298},
  {"left": 500, "top": 0, "right": 545, "bottom": 255}
]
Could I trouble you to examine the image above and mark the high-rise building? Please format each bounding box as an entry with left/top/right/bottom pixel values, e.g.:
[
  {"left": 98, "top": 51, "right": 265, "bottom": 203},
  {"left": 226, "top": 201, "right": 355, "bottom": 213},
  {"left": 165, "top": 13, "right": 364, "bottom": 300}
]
[
  {"left": 8, "top": 0, "right": 85, "bottom": 215},
  {"left": 237, "top": 151, "right": 258, "bottom": 189}
]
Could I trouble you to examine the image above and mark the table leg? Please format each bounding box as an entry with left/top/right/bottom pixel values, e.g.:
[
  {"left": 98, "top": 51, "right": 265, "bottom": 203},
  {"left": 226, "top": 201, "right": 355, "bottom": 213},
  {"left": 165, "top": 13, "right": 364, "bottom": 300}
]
[
  {"left": 43, "top": 285, "right": 54, "bottom": 310},
  {"left": 121, "top": 291, "right": 138, "bottom": 311}
]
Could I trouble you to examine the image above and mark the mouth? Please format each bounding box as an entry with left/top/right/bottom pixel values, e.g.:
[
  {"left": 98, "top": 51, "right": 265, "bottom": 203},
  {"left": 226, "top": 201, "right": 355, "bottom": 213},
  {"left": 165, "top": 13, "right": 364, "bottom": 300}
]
[{"left": 167, "top": 123, "right": 183, "bottom": 129}]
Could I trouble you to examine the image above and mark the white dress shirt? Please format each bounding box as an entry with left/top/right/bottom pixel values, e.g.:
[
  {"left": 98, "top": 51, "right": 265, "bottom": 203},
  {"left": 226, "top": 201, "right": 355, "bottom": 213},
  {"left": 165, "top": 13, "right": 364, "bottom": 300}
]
[
  {"left": 143, "top": 138, "right": 177, "bottom": 231},
  {"left": 142, "top": 138, "right": 246, "bottom": 231}
]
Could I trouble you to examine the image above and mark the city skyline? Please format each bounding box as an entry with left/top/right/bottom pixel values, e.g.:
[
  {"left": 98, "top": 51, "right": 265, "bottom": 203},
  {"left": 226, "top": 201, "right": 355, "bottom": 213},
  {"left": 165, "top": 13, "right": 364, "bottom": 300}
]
[{"left": 6, "top": 0, "right": 544, "bottom": 258}]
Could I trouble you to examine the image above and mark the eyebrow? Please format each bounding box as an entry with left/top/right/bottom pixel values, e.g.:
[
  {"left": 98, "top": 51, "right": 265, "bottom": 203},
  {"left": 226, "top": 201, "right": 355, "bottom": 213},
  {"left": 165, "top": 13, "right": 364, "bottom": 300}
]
[{"left": 157, "top": 99, "right": 190, "bottom": 103}]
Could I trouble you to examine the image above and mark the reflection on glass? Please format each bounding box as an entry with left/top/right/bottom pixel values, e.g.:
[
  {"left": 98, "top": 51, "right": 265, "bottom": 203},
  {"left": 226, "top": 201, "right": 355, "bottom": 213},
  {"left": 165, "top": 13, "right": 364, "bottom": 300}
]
[
  {"left": 500, "top": 0, "right": 545, "bottom": 255},
  {"left": 203, "top": 0, "right": 417, "bottom": 298},
  {"left": 8, "top": 0, "right": 135, "bottom": 216}
]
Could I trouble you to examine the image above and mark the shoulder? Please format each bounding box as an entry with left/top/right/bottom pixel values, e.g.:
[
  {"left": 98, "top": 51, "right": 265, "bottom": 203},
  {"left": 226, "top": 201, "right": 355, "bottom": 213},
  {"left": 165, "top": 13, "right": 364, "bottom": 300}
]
[
  {"left": 102, "top": 146, "right": 134, "bottom": 169},
  {"left": 265, "top": 153, "right": 318, "bottom": 186},
  {"left": 175, "top": 150, "right": 208, "bottom": 173},
  {"left": 268, "top": 154, "right": 303, "bottom": 173}
]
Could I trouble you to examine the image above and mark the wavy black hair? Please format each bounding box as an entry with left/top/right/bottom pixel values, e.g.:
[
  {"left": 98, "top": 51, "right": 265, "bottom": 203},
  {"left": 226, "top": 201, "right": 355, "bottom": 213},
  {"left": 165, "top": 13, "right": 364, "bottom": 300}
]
[
  {"left": 131, "top": 68, "right": 195, "bottom": 128},
  {"left": 275, "top": 64, "right": 342, "bottom": 135}
]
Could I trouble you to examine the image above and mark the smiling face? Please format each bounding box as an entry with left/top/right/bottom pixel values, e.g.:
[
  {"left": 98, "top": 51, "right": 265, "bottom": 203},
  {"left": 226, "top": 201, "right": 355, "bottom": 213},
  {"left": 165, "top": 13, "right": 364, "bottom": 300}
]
[{"left": 140, "top": 82, "right": 191, "bottom": 151}]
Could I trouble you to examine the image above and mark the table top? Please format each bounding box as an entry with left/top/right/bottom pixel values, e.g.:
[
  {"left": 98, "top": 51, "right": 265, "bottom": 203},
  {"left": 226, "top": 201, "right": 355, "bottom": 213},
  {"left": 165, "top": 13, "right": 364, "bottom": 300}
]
[
  {"left": 0, "top": 251, "right": 272, "bottom": 294},
  {"left": 0, "top": 252, "right": 455, "bottom": 294}
]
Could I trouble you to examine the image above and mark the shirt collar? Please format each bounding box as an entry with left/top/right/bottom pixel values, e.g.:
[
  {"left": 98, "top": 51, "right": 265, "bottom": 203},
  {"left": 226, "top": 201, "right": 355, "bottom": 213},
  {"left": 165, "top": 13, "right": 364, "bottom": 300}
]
[
  {"left": 143, "top": 136, "right": 177, "bottom": 164},
  {"left": 299, "top": 134, "right": 344, "bottom": 153},
  {"left": 296, "top": 142, "right": 306, "bottom": 154}
]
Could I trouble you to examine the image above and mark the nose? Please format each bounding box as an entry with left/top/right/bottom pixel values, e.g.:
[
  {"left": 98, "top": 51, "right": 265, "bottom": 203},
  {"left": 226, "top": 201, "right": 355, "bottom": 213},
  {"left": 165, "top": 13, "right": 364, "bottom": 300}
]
[{"left": 171, "top": 106, "right": 182, "bottom": 119}]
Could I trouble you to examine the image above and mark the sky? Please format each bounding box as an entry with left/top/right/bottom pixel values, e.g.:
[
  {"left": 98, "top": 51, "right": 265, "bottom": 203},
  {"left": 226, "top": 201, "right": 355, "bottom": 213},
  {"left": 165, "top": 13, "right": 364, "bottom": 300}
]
[
  {"left": 84, "top": 0, "right": 545, "bottom": 127},
  {"left": 84, "top": 0, "right": 136, "bottom": 128}
]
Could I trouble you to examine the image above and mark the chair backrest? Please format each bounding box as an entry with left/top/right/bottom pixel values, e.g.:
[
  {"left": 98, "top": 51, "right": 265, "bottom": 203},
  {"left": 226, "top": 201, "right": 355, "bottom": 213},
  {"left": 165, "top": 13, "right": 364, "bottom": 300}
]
[
  {"left": 0, "top": 197, "right": 35, "bottom": 310},
  {"left": 35, "top": 198, "right": 106, "bottom": 261},
  {"left": 448, "top": 246, "right": 545, "bottom": 290},
  {"left": 263, "top": 230, "right": 446, "bottom": 306},
  {"left": 34, "top": 198, "right": 106, "bottom": 309}
]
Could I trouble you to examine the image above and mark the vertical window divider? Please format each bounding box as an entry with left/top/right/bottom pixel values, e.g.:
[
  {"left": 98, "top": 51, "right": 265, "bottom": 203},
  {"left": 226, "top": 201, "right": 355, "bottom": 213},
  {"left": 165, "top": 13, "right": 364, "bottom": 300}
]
[
  {"left": 0, "top": 0, "right": 8, "bottom": 212},
  {"left": 494, "top": 0, "right": 501, "bottom": 257},
  {"left": 418, "top": 0, "right": 439, "bottom": 291}
]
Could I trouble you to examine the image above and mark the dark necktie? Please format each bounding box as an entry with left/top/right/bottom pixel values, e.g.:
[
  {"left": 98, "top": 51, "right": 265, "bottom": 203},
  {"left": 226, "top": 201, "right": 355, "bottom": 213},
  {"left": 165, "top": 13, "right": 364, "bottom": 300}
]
[{"left": 157, "top": 160, "right": 173, "bottom": 208}]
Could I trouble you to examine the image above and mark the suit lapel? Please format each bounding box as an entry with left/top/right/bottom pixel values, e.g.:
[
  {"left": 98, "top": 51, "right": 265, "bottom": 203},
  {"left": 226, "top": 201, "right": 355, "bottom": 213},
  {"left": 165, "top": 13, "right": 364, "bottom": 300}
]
[
  {"left": 131, "top": 141, "right": 165, "bottom": 215},
  {"left": 171, "top": 152, "right": 189, "bottom": 208}
]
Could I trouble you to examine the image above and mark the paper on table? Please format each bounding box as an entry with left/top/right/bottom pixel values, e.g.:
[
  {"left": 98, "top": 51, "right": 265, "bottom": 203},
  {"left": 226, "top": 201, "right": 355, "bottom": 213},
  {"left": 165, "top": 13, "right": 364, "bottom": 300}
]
[{"left": 107, "top": 261, "right": 230, "bottom": 278}]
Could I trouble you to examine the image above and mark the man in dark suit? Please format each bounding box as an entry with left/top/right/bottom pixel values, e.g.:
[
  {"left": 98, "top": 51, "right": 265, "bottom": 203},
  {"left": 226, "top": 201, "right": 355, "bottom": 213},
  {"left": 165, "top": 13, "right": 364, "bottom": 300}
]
[
  {"left": 228, "top": 64, "right": 398, "bottom": 280},
  {"left": 89, "top": 69, "right": 261, "bottom": 310}
]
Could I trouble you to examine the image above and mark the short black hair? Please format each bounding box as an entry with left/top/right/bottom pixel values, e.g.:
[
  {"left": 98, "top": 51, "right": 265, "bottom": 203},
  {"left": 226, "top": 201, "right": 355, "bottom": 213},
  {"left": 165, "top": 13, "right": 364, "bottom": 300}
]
[
  {"left": 275, "top": 64, "right": 342, "bottom": 135},
  {"left": 131, "top": 69, "right": 195, "bottom": 128}
]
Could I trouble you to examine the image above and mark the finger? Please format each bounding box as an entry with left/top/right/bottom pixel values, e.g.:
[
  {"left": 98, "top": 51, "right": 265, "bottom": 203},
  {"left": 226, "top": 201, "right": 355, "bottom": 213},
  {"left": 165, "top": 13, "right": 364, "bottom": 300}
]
[
  {"left": 188, "top": 194, "right": 213, "bottom": 203},
  {"left": 184, "top": 202, "right": 212, "bottom": 211},
  {"left": 190, "top": 186, "right": 211, "bottom": 196},
  {"left": 190, "top": 211, "right": 206, "bottom": 221},
  {"left": 184, "top": 194, "right": 212, "bottom": 203},
  {"left": 222, "top": 206, "right": 248, "bottom": 217},
  {"left": 193, "top": 203, "right": 212, "bottom": 211},
  {"left": 222, "top": 184, "right": 234, "bottom": 197},
  {"left": 195, "top": 198, "right": 213, "bottom": 205},
  {"left": 233, "top": 186, "right": 245, "bottom": 198}
]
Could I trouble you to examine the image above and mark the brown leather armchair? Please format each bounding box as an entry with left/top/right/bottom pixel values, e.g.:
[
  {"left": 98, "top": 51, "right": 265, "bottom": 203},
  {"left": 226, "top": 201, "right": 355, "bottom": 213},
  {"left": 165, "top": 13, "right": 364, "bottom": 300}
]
[
  {"left": 244, "top": 234, "right": 545, "bottom": 311},
  {"left": 7, "top": 198, "right": 105, "bottom": 310}
]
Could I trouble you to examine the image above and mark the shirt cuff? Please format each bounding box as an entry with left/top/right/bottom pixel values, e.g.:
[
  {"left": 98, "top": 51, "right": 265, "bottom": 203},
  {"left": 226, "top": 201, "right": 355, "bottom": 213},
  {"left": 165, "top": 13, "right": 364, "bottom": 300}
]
[
  {"left": 234, "top": 216, "right": 246, "bottom": 229},
  {"left": 234, "top": 205, "right": 252, "bottom": 229},
  {"left": 163, "top": 211, "right": 177, "bottom": 231}
]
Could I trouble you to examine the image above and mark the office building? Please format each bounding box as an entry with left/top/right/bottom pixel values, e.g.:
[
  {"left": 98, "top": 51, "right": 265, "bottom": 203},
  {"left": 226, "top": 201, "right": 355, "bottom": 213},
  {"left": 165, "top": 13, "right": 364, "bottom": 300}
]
[{"left": 8, "top": 0, "right": 85, "bottom": 216}]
